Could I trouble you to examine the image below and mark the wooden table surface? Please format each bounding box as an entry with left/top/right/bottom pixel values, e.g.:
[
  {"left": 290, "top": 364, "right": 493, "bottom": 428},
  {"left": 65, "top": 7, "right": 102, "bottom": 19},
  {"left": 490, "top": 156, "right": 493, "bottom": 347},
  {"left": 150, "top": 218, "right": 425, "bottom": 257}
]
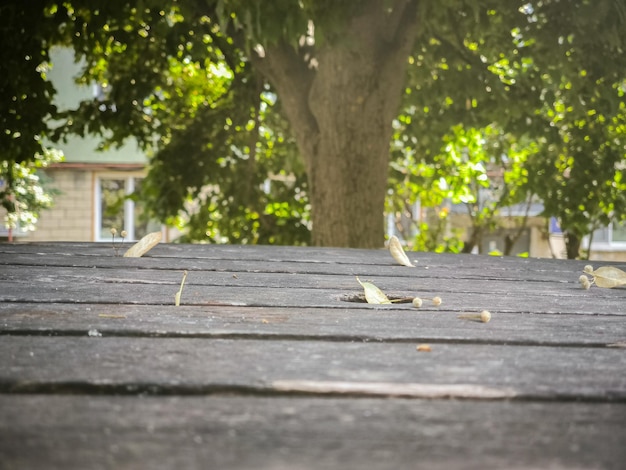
[{"left": 0, "top": 242, "right": 625, "bottom": 470}]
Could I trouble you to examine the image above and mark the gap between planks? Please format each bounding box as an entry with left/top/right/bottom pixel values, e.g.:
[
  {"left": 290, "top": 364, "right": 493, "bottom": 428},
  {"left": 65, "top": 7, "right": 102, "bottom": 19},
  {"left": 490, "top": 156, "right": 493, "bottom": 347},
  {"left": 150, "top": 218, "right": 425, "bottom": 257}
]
[
  {"left": 1, "top": 328, "right": 624, "bottom": 350},
  {"left": 1, "top": 379, "right": 625, "bottom": 403}
]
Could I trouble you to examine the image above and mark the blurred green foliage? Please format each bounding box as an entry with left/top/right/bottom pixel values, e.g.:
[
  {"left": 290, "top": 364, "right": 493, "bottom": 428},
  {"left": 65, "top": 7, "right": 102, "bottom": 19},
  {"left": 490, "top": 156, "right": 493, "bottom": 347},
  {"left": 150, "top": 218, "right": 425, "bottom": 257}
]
[
  {"left": 1, "top": 0, "right": 625, "bottom": 255},
  {"left": 0, "top": 148, "right": 63, "bottom": 234}
]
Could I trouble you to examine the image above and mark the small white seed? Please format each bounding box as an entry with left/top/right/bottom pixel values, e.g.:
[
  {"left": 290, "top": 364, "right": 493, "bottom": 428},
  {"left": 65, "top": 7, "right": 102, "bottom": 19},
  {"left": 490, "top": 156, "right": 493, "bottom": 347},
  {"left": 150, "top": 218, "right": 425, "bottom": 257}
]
[
  {"left": 578, "top": 274, "right": 592, "bottom": 290},
  {"left": 580, "top": 276, "right": 591, "bottom": 290},
  {"left": 412, "top": 297, "right": 423, "bottom": 308},
  {"left": 432, "top": 296, "right": 442, "bottom": 307},
  {"left": 583, "top": 265, "right": 594, "bottom": 274},
  {"left": 480, "top": 310, "right": 491, "bottom": 323}
]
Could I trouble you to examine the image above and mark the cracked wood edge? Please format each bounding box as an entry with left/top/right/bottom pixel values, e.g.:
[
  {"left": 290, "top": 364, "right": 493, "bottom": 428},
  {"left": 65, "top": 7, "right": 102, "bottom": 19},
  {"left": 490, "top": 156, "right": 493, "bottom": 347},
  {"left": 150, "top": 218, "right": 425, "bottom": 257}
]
[{"left": 272, "top": 380, "right": 517, "bottom": 399}]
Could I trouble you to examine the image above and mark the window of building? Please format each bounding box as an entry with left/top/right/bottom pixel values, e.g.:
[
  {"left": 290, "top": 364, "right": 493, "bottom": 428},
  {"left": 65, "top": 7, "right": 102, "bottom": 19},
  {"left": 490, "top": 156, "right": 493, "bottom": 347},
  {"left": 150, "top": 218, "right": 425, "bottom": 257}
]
[
  {"left": 94, "top": 174, "right": 162, "bottom": 241},
  {"left": 612, "top": 221, "right": 626, "bottom": 243},
  {"left": 588, "top": 221, "right": 626, "bottom": 251}
]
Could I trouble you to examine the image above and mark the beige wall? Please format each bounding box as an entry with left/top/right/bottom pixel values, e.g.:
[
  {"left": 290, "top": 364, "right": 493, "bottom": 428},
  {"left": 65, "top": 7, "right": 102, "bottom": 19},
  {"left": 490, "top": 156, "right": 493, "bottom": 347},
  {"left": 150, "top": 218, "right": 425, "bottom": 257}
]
[
  {"left": 12, "top": 166, "right": 180, "bottom": 243},
  {"left": 23, "top": 168, "right": 94, "bottom": 242},
  {"left": 586, "top": 250, "right": 626, "bottom": 262},
  {"left": 530, "top": 226, "right": 556, "bottom": 258}
]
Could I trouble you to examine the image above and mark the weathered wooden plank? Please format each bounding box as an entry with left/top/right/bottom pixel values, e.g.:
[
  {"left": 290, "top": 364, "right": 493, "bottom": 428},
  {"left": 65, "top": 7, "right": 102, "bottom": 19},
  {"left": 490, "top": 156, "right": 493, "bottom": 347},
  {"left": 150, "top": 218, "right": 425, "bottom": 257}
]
[
  {"left": 1, "top": 336, "right": 624, "bottom": 400},
  {"left": 0, "top": 253, "right": 608, "bottom": 287},
  {"left": 1, "top": 395, "right": 625, "bottom": 470},
  {"left": 2, "top": 245, "right": 624, "bottom": 314},
  {"left": 0, "top": 241, "right": 383, "bottom": 261},
  {"left": 2, "top": 242, "right": 624, "bottom": 470},
  {"left": 2, "top": 302, "right": 625, "bottom": 346},
  {"left": 1, "top": 252, "right": 623, "bottom": 311},
  {"left": 1, "top": 241, "right": 623, "bottom": 270},
  {"left": 2, "top": 243, "right": 620, "bottom": 282},
  {"left": 0, "top": 252, "right": 578, "bottom": 283},
  {"left": 0, "top": 262, "right": 600, "bottom": 292},
  {"left": 1, "top": 275, "right": 623, "bottom": 315}
]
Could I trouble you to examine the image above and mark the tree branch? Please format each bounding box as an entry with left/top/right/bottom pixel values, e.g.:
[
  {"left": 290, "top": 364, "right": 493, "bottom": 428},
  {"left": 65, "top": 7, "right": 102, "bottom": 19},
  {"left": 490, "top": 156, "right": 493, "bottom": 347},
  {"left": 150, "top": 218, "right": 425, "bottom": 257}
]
[
  {"left": 376, "top": 0, "right": 421, "bottom": 120},
  {"left": 385, "top": 0, "right": 420, "bottom": 48},
  {"left": 250, "top": 40, "right": 319, "bottom": 164}
]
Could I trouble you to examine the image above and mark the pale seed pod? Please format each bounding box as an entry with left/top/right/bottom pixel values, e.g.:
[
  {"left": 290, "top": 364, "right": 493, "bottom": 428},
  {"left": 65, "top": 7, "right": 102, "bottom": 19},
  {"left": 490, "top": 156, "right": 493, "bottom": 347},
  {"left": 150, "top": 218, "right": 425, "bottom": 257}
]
[
  {"left": 458, "top": 310, "right": 491, "bottom": 323},
  {"left": 432, "top": 296, "right": 442, "bottom": 307},
  {"left": 583, "top": 265, "right": 594, "bottom": 274},
  {"left": 412, "top": 297, "right": 423, "bottom": 308},
  {"left": 388, "top": 235, "right": 416, "bottom": 267},
  {"left": 579, "top": 275, "right": 591, "bottom": 290},
  {"left": 480, "top": 310, "right": 491, "bottom": 323}
]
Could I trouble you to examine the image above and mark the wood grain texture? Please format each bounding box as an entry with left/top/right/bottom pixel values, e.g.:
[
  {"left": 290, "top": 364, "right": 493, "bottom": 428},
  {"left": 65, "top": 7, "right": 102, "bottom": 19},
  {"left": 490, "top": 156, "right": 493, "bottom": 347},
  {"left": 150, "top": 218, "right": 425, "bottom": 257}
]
[
  {"left": 1, "top": 336, "right": 625, "bottom": 401},
  {"left": 1, "top": 243, "right": 625, "bottom": 469},
  {"left": 2, "top": 302, "right": 625, "bottom": 345},
  {"left": 1, "top": 244, "right": 625, "bottom": 316},
  {"left": 1, "top": 395, "right": 625, "bottom": 470}
]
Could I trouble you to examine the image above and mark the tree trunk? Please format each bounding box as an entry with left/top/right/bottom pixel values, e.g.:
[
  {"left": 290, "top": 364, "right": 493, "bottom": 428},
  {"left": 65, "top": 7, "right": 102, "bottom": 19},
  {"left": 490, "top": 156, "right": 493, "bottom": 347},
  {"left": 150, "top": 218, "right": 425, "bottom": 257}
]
[
  {"left": 565, "top": 231, "right": 581, "bottom": 259},
  {"left": 305, "top": 46, "right": 396, "bottom": 247},
  {"left": 461, "top": 227, "right": 481, "bottom": 254},
  {"left": 253, "top": 0, "right": 420, "bottom": 247}
]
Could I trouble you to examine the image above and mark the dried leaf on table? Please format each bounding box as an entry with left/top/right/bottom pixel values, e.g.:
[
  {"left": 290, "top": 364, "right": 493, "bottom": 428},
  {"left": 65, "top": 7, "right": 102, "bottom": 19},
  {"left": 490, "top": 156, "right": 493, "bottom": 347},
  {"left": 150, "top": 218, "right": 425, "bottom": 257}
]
[
  {"left": 587, "top": 266, "right": 626, "bottom": 288},
  {"left": 388, "top": 235, "right": 416, "bottom": 267},
  {"left": 356, "top": 276, "right": 391, "bottom": 304},
  {"left": 123, "top": 231, "right": 163, "bottom": 258},
  {"left": 174, "top": 270, "right": 188, "bottom": 307}
]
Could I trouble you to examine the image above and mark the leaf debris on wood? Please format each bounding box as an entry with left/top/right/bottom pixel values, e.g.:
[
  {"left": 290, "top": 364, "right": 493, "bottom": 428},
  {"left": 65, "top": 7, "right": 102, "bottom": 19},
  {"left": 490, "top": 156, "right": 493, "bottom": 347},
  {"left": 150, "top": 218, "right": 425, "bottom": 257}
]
[
  {"left": 174, "top": 270, "right": 188, "bottom": 307},
  {"left": 388, "top": 235, "right": 416, "bottom": 267},
  {"left": 356, "top": 277, "right": 391, "bottom": 304},
  {"left": 123, "top": 231, "right": 163, "bottom": 258},
  {"left": 581, "top": 265, "right": 626, "bottom": 289},
  {"left": 458, "top": 310, "right": 492, "bottom": 323}
]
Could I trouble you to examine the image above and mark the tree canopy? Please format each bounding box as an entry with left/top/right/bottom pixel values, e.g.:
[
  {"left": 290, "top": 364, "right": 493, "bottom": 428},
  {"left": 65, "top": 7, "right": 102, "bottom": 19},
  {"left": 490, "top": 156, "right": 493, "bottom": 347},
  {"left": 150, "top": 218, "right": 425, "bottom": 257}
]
[{"left": 2, "top": 0, "right": 625, "bottom": 255}]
